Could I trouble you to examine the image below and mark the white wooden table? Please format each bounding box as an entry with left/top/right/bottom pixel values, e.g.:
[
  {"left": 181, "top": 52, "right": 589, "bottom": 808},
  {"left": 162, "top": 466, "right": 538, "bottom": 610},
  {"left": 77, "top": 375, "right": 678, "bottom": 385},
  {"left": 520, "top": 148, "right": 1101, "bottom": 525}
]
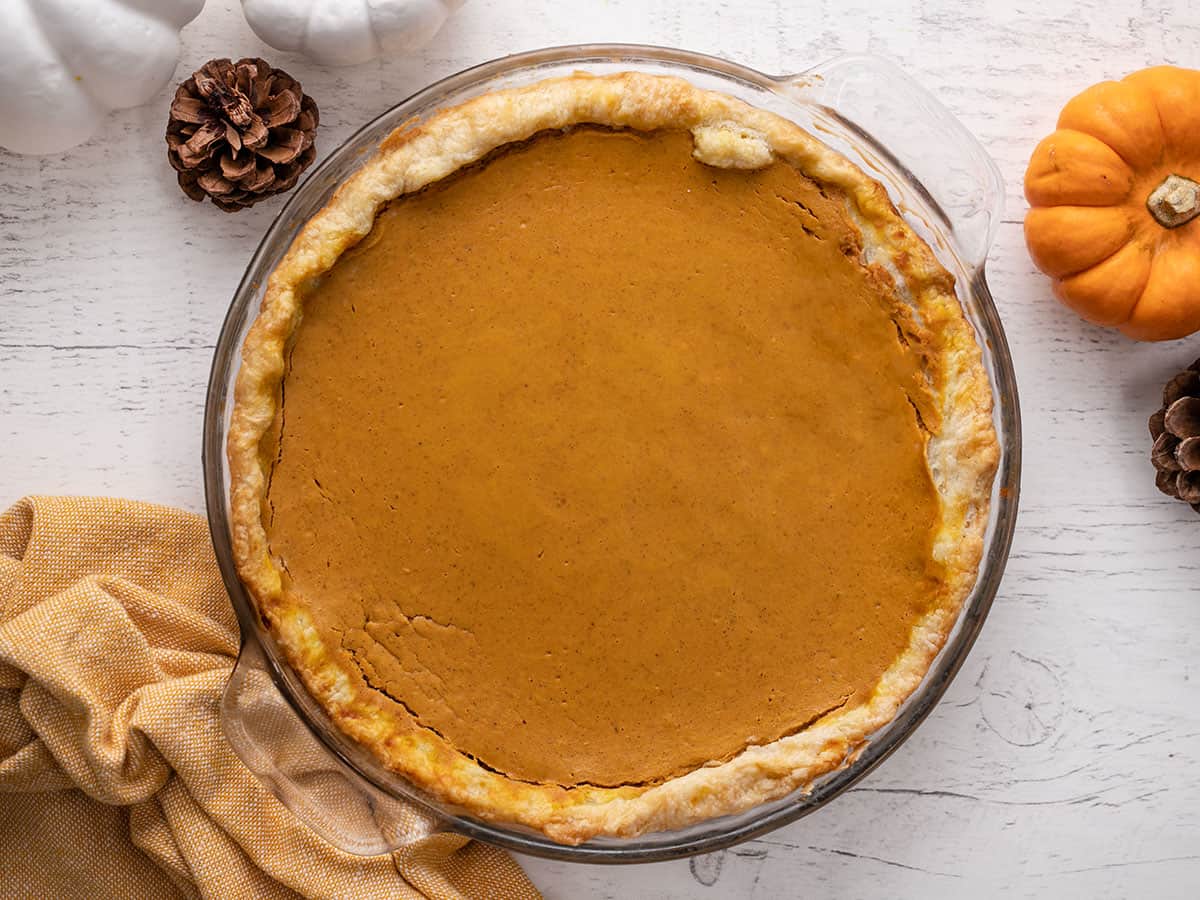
[{"left": 4, "top": 1, "right": 1200, "bottom": 896}]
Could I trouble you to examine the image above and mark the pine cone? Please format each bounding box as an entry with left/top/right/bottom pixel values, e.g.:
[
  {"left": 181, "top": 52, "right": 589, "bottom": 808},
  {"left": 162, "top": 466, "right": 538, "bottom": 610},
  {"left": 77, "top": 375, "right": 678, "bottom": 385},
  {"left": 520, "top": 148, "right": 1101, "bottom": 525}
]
[
  {"left": 1150, "top": 358, "right": 1200, "bottom": 512},
  {"left": 166, "top": 58, "right": 318, "bottom": 212}
]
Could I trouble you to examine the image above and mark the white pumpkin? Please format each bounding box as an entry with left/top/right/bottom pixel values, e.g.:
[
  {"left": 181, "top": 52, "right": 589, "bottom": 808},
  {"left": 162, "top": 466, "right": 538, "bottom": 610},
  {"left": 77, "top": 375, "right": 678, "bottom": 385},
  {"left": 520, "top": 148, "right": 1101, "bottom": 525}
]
[
  {"left": 241, "top": 0, "right": 463, "bottom": 67},
  {"left": 0, "top": 0, "right": 205, "bottom": 155}
]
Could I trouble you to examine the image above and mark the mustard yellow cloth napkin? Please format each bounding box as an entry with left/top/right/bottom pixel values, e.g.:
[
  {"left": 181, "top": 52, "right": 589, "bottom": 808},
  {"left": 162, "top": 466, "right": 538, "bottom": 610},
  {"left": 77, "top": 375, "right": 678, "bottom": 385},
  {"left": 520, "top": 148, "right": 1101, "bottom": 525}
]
[{"left": 0, "top": 496, "right": 540, "bottom": 900}]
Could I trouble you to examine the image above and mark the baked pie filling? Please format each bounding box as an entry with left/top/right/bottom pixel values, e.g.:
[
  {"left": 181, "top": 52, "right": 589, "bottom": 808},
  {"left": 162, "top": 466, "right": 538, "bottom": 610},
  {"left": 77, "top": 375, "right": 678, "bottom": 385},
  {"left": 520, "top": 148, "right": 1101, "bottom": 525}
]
[{"left": 230, "top": 74, "right": 997, "bottom": 842}]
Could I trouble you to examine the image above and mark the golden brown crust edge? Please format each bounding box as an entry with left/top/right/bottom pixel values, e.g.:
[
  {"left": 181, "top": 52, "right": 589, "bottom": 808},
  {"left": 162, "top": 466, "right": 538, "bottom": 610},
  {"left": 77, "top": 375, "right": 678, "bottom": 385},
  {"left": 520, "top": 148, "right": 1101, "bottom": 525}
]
[{"left": 227, "top": 71, "right": 1000, "bottom": 844}]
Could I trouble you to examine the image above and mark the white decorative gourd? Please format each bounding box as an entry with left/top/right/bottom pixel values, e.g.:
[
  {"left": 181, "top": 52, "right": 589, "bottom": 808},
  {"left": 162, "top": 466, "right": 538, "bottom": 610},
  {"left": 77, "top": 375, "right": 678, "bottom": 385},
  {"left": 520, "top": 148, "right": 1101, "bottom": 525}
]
[
  {"left": 0, "top": 0, "right": 205, "bottom": 155},
  {"left": 241, "top": 0, "right": 462, "bottom": 67}
]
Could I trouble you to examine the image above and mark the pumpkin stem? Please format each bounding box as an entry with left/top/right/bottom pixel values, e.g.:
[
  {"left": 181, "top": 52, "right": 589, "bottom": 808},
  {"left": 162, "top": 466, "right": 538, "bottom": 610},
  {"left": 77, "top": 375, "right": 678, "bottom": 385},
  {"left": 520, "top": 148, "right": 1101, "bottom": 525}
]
[{"left": 1147, "top": 174, "right": 1200, "bottom": 229}]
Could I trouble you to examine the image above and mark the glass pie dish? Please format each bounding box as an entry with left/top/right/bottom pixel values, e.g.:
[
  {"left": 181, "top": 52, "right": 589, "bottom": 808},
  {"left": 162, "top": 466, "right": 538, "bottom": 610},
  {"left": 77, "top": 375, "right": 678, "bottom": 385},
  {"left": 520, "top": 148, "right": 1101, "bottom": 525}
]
[{"left": 202, "top": 43, "right": 1021, "bottom": 863}]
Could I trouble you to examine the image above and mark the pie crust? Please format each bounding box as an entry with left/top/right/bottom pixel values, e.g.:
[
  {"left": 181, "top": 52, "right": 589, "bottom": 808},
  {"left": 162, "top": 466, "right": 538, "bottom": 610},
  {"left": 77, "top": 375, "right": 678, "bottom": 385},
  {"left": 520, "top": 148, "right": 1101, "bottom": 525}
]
[{"left": 228, "top": 72, "right": 999, "bottom": 844}]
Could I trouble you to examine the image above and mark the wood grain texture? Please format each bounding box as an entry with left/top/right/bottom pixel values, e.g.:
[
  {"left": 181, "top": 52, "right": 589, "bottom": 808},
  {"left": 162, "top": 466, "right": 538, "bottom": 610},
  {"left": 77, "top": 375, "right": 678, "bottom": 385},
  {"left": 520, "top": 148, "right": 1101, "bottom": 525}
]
[{"left": 3, "top": 1, "right": 1199, "bottom": 896}]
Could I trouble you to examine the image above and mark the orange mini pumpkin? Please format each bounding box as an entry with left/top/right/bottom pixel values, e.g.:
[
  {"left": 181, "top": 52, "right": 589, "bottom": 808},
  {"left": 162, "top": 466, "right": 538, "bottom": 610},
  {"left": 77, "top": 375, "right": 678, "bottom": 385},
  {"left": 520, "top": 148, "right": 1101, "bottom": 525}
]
[{"left": 1025, "top": 66, "right": 1200, "bottom": 341}]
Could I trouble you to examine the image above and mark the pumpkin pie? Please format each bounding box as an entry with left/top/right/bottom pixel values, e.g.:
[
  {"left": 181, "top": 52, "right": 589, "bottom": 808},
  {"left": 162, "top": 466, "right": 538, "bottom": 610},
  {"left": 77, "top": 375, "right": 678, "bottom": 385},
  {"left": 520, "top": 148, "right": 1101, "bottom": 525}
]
[{"left": 228, "top": 72, "right": 998, "bottom": 844}]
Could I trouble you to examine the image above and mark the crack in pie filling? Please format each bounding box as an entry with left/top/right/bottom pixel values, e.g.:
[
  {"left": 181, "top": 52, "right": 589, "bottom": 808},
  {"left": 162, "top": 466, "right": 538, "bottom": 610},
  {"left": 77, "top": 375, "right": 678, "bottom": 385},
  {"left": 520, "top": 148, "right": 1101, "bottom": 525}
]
[{"left": 228, "top": 72, "right": 999, "bottom": 844}]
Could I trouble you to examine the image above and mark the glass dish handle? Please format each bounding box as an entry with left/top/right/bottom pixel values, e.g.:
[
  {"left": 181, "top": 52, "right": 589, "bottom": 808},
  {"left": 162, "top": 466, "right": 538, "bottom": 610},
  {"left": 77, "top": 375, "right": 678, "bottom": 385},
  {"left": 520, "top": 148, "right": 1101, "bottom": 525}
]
[
  {"left": 783, "top": 54, "right": 1005, "bottom": 270},
  {"left": 221, "top": 641, "right": 441, "bottom": 856}
]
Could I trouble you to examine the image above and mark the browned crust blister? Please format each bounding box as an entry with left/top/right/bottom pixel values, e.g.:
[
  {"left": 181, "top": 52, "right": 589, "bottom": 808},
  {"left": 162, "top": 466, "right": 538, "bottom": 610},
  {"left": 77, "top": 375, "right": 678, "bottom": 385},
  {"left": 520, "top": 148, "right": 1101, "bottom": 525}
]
[{"left": 227, "top": 72, "right": 999, "bottom": 844}]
